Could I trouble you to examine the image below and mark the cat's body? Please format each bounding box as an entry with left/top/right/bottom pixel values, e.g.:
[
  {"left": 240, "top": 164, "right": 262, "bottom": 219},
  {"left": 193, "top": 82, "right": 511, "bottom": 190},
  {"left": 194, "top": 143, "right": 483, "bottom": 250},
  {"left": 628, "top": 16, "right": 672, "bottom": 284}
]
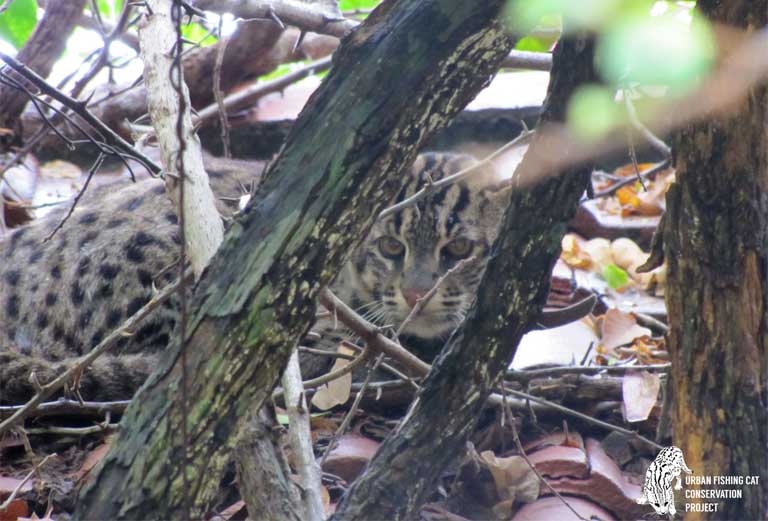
[
  {"left": 0, "top": 152, "right": 507, "bottom": 403},
  {"left": 637, "top": 446, "right": 693, "bottom": 517}
]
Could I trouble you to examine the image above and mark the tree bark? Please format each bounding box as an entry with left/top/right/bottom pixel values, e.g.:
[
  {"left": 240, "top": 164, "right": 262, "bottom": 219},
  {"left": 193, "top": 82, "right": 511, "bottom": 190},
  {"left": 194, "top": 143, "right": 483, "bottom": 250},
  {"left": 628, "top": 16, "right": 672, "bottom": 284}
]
[
  {"left": 331, "top": 34, "right": 597, "bottom": 521},
  {"left": 662, "top": 2, "right": 768, "bottom": 520},
  {"left": 74, "top": 1, "right": 514, "bottom": 519}
]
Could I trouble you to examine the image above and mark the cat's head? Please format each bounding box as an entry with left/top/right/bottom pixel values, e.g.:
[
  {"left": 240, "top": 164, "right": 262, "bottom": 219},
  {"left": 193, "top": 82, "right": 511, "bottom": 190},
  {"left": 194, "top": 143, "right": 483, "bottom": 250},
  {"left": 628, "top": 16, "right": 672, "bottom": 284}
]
[{"left": 347, "top": 152, "right": 509, "bottom": 340}]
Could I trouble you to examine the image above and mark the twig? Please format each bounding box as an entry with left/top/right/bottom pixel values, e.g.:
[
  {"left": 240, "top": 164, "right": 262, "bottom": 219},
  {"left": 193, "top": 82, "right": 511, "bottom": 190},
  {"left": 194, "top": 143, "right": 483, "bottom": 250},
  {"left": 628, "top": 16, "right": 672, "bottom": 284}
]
[
  {"left": 213, "top": 19, "right": 232, "bottom": 158},
  {"left": 623, "top": 92, "right": 672, "bottom": 160},
  {"left": 500, "top": 50, "right": 552, "bottom": 71},
  {"left": 194, "top": 55, "right": 332, "bottom": 128},
  {"left": 0, "top": 453, "right": 56, "bottom": 512},
  {"left": 24, "top": 423, "right": 119, "bottom": 436},
  {"left": 592, "top": 159, "right": 670, "bottom": 199},
  {"left": 194, "top": 0, "right": 358, "bottom": 38},
  {"left": 379, "top": 129, "right": 534, "bottom": 219},
  {"left": 0, "top": 52, "right": 162, "bottom": 175},
  {"left": 319, "top": 289, "right": 431, "bottom": 376},
  {"left": 281, "top": 351, "right": 325, "bottom": 521},
  {"left": 498, "top": 385, "right": 589, "bottom": 521},
  {"left": 497, "top": 387, "right": 663, "bottom": 450},
  {"left": 320, "top": 353, "right": 384, "bottom": 468},
  {"left": 506, "top": 363, "right": 670, "bottom": 384},
  {"left": 0, "top": 399, "right": 130, "bottom": 419},
  {"left": 396, "top": 256, "right": 477, "bottom": 336},
  {"left": 44, "top": 153, "right": 105, "bottom": 241},
  {"left": 0, "top": 272, "right": 189, "bottom": 436}
]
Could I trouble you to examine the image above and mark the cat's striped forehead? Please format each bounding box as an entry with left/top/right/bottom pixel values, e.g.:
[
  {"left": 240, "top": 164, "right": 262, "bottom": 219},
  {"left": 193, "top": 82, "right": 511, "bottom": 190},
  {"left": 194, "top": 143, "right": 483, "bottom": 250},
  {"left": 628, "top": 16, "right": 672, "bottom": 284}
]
[{"left": 381, "top": 152, "right": 503, "bottom": 243}]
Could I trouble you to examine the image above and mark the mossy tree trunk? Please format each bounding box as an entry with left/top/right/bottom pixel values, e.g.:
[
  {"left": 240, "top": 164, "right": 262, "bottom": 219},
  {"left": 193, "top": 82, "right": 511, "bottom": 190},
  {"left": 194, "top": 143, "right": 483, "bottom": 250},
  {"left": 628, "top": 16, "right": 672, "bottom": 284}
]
[
  {"left": 331, "top": 34, "right": 597, "bottom": 521},
  {"left": 74, "top": 1, "right": 515, "bottom": 519},
  {"left": 662, "top": 2, "right": 768, "bottom": 519}
]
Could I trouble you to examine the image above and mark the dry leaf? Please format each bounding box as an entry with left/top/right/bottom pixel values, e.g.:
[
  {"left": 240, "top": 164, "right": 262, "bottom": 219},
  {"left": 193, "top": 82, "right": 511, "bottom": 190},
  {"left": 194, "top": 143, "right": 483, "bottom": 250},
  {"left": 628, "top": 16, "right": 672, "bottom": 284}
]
[
  {"left": 600, "top": 309, "right": 652, "bottom": 350},
  {"left": 311, "top": 345, "right": 354, "bottom": 410},
  {"left": 0, "top": 499, "right": 29, "bottom": 521},
  {"left": 479, "top": 451, "right": 540, "bottom": 504},
  {"left": 622, "top": 371, "right": 661, "bottom": 422},
  {"left": 560, "top": 234, "right": 591, "bottom": 270}
]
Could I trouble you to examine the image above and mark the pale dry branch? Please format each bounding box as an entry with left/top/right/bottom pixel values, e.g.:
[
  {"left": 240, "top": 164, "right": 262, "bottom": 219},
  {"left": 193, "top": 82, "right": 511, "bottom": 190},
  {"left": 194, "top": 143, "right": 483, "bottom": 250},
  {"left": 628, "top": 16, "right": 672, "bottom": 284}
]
[{"left": 139, "top": 0, "right": 225, "bottom": 277}]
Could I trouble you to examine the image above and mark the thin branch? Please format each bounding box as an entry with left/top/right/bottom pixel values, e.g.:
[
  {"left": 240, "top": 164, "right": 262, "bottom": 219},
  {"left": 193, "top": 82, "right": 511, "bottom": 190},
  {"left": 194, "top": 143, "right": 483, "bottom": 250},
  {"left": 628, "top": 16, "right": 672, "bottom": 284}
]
[
  {"left": 0, "top": 272, "right": 188, "bottom": 436},
  {"left": 0, "top": 52, "right": 162, "bottom": 175},
  {"left": 506, "top": 363, "right": 670, "bottom": 384},
  {"left": 592, "top": 159, "right": 670, "bottom": 199},
  {"left": 500, "top": 50, "right": 552, "bottom": 71},
  {"left": 623, "top": 92, "right": 672, "bottom": 160},
  {"left": 194, "top": 0, "right": 359, "bottom": 38},
  {"left": 499, "top": 386, "right": 589, "bottom": 521},
  {"left": 0, "top": 399, "right": 130, "bottom": 419},
  {"left": 499, "top": 387, "right": 664, "bottom": 451},
  {"left": 281, "top": 351, "right": 326, "bottom": 521},
  {"left": 379, "top": 129, "right": 535, "bottom": 219},
  {"left": 0, "top": 454, "right": 56, "bottom": 512},
  {"left": 24, "top": 423, "right": 119, "bottom": 436}
]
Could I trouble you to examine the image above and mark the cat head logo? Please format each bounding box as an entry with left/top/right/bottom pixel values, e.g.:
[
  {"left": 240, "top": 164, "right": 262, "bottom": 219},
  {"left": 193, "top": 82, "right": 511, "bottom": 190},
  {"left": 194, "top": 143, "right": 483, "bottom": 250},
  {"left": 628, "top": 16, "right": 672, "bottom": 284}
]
[{"left": 637, "top": 446, "right": 693, "bottom": 517}]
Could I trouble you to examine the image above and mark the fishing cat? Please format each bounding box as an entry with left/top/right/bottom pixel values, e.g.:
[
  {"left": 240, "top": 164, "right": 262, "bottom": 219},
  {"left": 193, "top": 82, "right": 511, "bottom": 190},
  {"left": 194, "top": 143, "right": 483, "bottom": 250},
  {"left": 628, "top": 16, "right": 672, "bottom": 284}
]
[{"left": 0, "top": 152, "right": 508, "bottom": 403}]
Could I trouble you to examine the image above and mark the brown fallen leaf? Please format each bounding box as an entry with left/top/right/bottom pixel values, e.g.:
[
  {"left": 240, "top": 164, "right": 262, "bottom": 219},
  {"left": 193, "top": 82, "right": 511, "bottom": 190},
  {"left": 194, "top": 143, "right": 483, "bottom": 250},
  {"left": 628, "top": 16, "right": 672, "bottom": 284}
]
[
  {"left": 622, "top": 370, "right": 661, "bottom": 423},
  {"left": 600, "top": 309, "right": 652, "bottom": 351},
  {"left": 479, "top": 451, "right": 540, "bottom": 505},
  {"left": 311, "top": 345, "right": 354, "bottom": 410}
]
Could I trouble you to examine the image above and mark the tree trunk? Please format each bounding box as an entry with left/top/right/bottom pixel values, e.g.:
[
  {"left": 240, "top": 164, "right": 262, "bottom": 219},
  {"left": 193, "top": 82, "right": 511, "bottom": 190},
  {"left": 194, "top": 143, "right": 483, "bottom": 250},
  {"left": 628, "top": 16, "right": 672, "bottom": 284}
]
[
  {"left": 331, "top": 34, "right": 597, "bottom": 521},
  {"left": 663, "top": 2, "right": 768, "bottom": 519},
  {"left": 73, "top": 1, "right": 514, "bottom": 519}
]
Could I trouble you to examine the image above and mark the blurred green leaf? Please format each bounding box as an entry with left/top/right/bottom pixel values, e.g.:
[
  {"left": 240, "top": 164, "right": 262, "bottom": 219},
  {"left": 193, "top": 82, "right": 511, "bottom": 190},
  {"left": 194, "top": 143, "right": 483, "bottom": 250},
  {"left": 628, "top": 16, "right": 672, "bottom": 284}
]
[
  {"left": 95, "top": 0, "right": 124, "bottom": 21},
  {"left": 505, "top": 0, "right": 654, "bottom": 32},
  {"left": 514, "top": 36, "right": 549, "bottom": 52},
  {"left": 182, "top": 22, "right": 217, "bottom": 46},
  {"left": 603, "top": 264, "right": 629, "bottom": 290},
  {"left": 566, "top": 84, "right": 624, "bottom": 141},
  {"left": 339, "top": 0, "right": 379, "bottom": 10},
  {"left": 596, "top": 13, "right": 714, "bottom": 92},
  {"left": 0, "top": 0, "right": 37, "bottom": 49}
]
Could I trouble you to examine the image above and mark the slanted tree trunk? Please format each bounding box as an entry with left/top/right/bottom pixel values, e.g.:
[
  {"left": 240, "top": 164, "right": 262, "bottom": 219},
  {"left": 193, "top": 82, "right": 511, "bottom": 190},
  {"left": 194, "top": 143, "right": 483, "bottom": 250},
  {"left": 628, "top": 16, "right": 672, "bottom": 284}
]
[
  {"left": 331, "top": 34, "right": 597, "bottom": 521},
  {"left": 662, "top": 2, "right": 768, "bottom": 519},
  {"left": 74, "top": 1, "right": 515, "bottom": 519}
]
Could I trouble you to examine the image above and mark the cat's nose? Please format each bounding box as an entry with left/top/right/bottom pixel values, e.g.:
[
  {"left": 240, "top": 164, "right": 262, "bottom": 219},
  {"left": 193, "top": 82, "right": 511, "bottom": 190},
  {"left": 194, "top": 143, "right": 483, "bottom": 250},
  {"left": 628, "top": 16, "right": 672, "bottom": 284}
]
[{"left": 402, "top": 288, "right": 429, "bottom": 309}]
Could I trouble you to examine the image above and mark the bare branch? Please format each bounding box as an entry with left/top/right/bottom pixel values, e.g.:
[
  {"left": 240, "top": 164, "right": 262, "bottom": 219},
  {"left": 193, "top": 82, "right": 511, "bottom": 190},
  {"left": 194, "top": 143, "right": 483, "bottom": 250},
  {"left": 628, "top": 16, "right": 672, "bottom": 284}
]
[
  {"left": 500, "top": 49, "right": 552, "bottom": 71},
  {"left": 194, "top": 0, "right": 359, "bottom": 38},
  {"left": 139, "top": 0, "right": 225, "bottom": 277},
  {"left": 281, "top": 352, "right": 326, "bottom": 521}
]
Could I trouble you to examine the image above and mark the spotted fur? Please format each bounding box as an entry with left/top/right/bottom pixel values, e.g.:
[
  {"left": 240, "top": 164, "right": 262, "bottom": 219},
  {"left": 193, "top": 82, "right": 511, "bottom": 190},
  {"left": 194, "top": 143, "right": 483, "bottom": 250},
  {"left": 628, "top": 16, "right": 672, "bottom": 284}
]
[{"left": 0, "top": 152, "right": 508, "bottom": 403}]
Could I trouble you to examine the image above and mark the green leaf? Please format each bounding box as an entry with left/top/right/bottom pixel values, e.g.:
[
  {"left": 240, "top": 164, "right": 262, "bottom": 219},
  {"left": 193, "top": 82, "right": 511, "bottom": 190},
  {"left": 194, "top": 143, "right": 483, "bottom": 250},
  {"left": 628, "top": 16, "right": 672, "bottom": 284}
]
[
  {"left": 95, "top": 0, "right": 124, "bottom": 21},
  {"left": 514, "top": 36, "right": 550, "bottom": 52},
  {"left": 596, "top": 12, "right": 714, "bottom": 92},
  {"left": 275, "top": 413, "right": 290, "bottom": 425},
  {"left": 566, "top": 84, "right": 625, "bottom": 141},
  {"left": 181, "top": 22, "right": 217, "bottom": 47},
  {"left": 505, "top": 0, "right": 655, "bottom": 33},
  {"left": 602, "top": 264, "right": 629, "bottom": 290},
  {"left": 0, "top": 0, "right": 38, "bottom": 49},
  {"left": 339, "top": 0, "right": 379, "bottom": 10}
]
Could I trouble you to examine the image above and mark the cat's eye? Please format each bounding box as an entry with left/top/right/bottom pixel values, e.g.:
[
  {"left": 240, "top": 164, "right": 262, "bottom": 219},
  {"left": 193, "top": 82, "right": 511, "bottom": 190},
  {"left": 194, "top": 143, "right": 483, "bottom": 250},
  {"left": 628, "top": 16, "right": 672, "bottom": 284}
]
[
  {"left": 444, "top": 238, "right": 473, "bottom": 258},
  {"left": 378, "top": 236, "right": 405, "bottom": 258}
]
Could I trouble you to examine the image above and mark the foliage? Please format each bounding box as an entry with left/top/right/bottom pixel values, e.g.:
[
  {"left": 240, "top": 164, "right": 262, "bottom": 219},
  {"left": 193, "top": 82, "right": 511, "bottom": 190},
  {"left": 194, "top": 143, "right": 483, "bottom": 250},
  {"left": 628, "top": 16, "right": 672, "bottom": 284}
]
[
  {"left": 506, "top": 0, "right": 712, "bottom": 141},
  {"left": 602, "top": 263, "right": 630, "bottom": 290},
  {"left": 339, "top": 0, "right": 379, "bottom": 10},
  {"left": 0, "top": 0, "right": 37, "bottom": 49}
]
